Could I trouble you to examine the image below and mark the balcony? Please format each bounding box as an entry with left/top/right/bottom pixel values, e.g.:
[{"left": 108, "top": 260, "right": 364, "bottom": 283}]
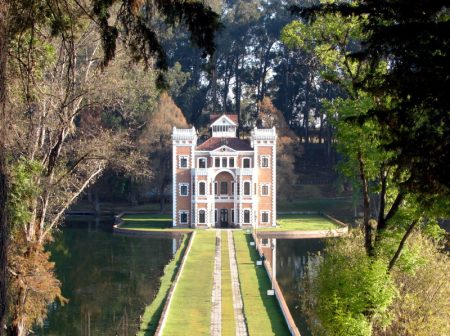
[
  {"left": 215, "top": 195, "right": 234, "bottom": 202},
  {"left": 236, "top": 168, "right": 253, "bottom": 176}
]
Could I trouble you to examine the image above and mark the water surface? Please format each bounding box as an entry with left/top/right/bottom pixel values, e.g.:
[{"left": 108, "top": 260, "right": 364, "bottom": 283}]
[
  {"left": 276, "top": 238, "right": 325, "bottom": 336},
  {"left": 35, "top": 217, "right": 178, "bottom": 336}
]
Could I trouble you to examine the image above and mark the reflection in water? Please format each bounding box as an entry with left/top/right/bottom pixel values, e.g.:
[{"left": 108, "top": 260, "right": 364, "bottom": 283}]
[
  {"left": 34, "top": 217, "right": 181, "bottom": 336},
  {"left": 275, "top": 238, "right": 325, "bottom": 336}
]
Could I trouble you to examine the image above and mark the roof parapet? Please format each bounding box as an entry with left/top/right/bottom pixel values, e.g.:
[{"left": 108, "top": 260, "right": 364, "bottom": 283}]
[{"left": 172, "top": 126, "right": 197, "bottom": 141}]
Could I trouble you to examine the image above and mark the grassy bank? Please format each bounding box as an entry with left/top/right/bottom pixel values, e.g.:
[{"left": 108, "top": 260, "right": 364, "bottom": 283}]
[
  {"left": 161, "top": 231, "right": 216, "bottom": 335},
  {"left": 266, "top": 214, "right": 340, "bottom": 231},
  {"left": 137, "top": 233, "right": 190, "bottom": 336},
  {"left": 119, "top": 214, "right": 192, "bottom": 232},
  {"left": 278, "top": 197, "right": 354, "bottom": 222},
  {"left": 233, "top": 231, "right": 290, "bottom": 335}
]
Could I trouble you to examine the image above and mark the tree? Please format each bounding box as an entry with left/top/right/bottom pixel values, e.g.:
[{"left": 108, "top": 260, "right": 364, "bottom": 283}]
[
  {"left": 140, "top": 92, "right": 188, "bottom": 212},
  {"left": 0, "top": 1, "right": 220, "bottom": 334},
  {"left": 283, "top": 2, "right": 450, "bottom": 334},
  {"left": 291, "top": 0, "right": 450, "bottom": 196},
  {"left": 258, "top": 97, "right": 302, "bottom": 201}
]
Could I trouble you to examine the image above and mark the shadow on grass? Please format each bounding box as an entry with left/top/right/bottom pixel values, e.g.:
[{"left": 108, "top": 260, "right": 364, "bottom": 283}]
[
  {"left": 242, "top": 233, "right": 291, "bottom": 335},
  {"left": 138, "top": 233, "right": 191, "bottom": 336}
]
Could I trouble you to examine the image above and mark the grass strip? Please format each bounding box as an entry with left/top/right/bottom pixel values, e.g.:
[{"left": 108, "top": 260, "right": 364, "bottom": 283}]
[
  {"left": 137, "top": 234, "right": 190, "bottom": 336},
  {"left": 119, "top": 213, "right": 193, "bottom": 232},
  {"left": 258, "top": 214, "right": 339, "bottom": 231},
  {"left": 221, "top": 231, "right": 236, "bottom": 336},
  {"left": 162, "top": 230, "right": 216, "bottom": 336},
  {"left": 233, "top": 231, "right": 290, "bottom": 336}
]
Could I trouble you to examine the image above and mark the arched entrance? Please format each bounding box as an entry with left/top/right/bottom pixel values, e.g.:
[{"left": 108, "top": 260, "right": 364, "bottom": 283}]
[{"left": 212, "top": 170, "right": 236, "bottom": 228}]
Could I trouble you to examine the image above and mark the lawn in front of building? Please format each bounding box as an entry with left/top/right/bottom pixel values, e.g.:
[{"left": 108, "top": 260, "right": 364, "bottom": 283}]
[
  {"left": 233, "top": 231, "right": 290, "bottom": 335},
  {"left": 162, "top": 231, "right": 216, "bottom": 335},
  {"left": 119, "top": 213, "right": 183, "bottom": 231},
  {"left": 259, "top": 214, "right": 340, "bottom": 231}
]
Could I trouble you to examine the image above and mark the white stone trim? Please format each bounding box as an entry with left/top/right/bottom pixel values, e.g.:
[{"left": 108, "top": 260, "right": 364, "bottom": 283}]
[
  {"left": 242, "top": 208, "right": 252, "bottom": 224},
  {"left": 272, "top": 137, "right": 277, "bottom": 226},
  {"left": 242, "top": 157, "right": 252, "bottom": 168},
  {"left": 198, "top": 208, "right": 207, "bottom": 224},
  {"left": 198, "top": 181, "right": 207, "bottom": 196},
  {"left": 197, "top": 157, "right": 208, "bottom": 168},
  {"left": 179, "top": 183, "right": 189, "bottom": 196},
  {"left": 260, "top": 155, "right": 270, "bottom": 168},
  {"left": 179, "top": 210, "right": 189, "bottom": 224},
  {"left": 178, "top": 155, "right": 189, "bottom": 169},
  {"left": 172, "top": 140, "right": 177, "bottom": 226},
  {"left": 260, "top": 210, "right": 271, "bottom": 224},
  {"left": 243, "top": 181, "right": 251, "bottom": 196},
  {"left": 260, "top": 183, "right": 270, "bottom": 196}
]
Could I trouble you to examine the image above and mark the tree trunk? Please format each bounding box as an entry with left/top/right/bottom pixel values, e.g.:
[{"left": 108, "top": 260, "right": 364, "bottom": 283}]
[
  {"left": 0, "top": 1, "right": 9, "bottom": 333},
  {"left": 388, "top": 219, "right": 419, "bottom": 272},
  {"left": 357, "top": 150, "right": 374, "bottom": 256}
]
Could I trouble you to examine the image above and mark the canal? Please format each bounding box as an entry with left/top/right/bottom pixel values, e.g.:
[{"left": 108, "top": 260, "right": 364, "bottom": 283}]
[
  {"left": 36, "top": 217, "right": 325, "bottom": 336},
  {"left": 277, "top": 238, "right": 325, "bottom": 336},
  {"left": 35, "top": 217, "right": 181, "bottom": 336}
]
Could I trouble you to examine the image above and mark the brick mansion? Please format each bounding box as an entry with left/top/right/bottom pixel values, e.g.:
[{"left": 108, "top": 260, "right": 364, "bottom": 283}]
[{"left": 172, "top": 114, "right": 276, "bottom": 228}]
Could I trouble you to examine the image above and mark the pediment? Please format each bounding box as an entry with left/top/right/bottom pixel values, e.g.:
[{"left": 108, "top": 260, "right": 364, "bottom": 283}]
[
  {"left": 212, "top": 145, "right": 236, "bottom": 152},
  {"left": 210, "top": 115, "right": 237, "bottom": 127}
]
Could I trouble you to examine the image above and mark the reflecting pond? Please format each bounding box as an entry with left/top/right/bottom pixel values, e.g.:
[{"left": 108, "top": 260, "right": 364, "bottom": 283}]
[
  {"left": 276, "top": 238, "right": 325, "bottom": 336},
  {"left": 35, "top": 217, "right": 181, "bottom": 336}
]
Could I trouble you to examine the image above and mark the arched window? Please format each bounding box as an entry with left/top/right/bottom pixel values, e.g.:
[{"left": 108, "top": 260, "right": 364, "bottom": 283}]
[
  {"left": 199, "top": 210, "right": 206, "bottom": 224},
  {"left": 243, "top": 210, "right": 251, "bottom": 223},
  {"left": 199, "top": 182, "right": 206, "bottom": 195},
  {"left": 243, "top": 181, "right": 251, "bottom": 196}
]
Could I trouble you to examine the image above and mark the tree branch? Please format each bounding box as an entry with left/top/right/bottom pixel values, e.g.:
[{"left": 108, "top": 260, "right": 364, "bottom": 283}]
[
  {"left": 39, "top": 164, "right": 104, "bottom": 243},
  {"left": 388, "top": 218, "right": 419, "bottom": 272}
]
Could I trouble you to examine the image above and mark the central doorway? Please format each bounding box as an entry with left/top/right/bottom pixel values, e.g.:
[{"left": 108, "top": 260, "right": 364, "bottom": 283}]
[{"left": 220, "top": 209, "right": 229, "bottom": 228}]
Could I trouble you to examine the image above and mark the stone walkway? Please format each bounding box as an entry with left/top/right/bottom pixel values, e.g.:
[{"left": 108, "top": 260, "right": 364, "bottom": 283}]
[
  {"left": 227, "top": 230, "right": 248, "bottom": 336},
  {"left": 210, "top": 230, "right": 222, "bottom": 336}
]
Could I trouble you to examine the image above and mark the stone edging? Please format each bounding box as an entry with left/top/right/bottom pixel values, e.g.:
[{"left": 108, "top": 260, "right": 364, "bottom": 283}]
[
  {"left": 154, "top": 231, "right": 196, "bottom": 336},
  {"left": 251, "top": 232, "right": 301, "bottom": 336},
  {"left": 112, "top": 212, "right": 192, "bottom": 236}
]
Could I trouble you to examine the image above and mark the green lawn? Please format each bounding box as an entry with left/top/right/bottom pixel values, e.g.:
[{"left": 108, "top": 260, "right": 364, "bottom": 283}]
[
  {"left": 262, "top": 214, "right": 340, "bottom": 231},
  {"left": 221, "top": 231, "right": 236, "bottom": 336},
  {"left": 137, "top": 234, "right": 189, "bottom": 336},
  {"left": 278, "top": 197, "right": 354, "bottom": 222},
  {"left": 119, "top": 214, "right": 191, "bottom": 231},
  {"left": 233, "top": 231, "right": 290, "bottom": 335},
  {"left": 162, "top": 231, "right": 216, "bottom": 336}
]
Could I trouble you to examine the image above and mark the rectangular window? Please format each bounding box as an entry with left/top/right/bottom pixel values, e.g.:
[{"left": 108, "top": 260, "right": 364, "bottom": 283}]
[
  {"left": 231, "top": 182, "right": 235, "bottom": 195},
  {"left": 229, "top": 158, "right": 235, "bottom": 167},
  {"left": 243, "top": 210, "right": 251, "bottom": 224},
  {"left": 180, "top": 211, "right": 188, "bottom": 224},
  {"left": 261, "top": 184, "right": 269, "bottom": 196},
  {"left": 231, "top": 209, "right": 235, "bottom": 223},
  {"left": 243, "top": 158, "right": 251, "bottom": 168},
  {"left": 237, "top": 183, "right": 240, "bottom": 195},
  {"left": 199, "top": 182, "right": 206, "bottom": 195},
  {"left": 220, "top": 181, "right": 228, "bottom": 195},
  {"left": 199, "top": 158, "right": 206, "bottom": 168},
  {"left": 199, "top": 210, "right": 206, "bottom": 224},
  {"left": 222, "top": 157, "right": 227, "bottom": 167},
  {"left": 214, "top": 182, "right": 218, "bottom": 195},
  {"left": 215, "top": 157, "right": 220, "bottom": 167},
  {"left": 244, "top": 182, "right": 251, "bottom": 196},
  {"left": 215, "top": 210, "right": 218, "bottom": 223},
  {"left": 180, "top": 184, "right": 189, "bottom": 196},
  {"left": 261, "top": 211, "right": 270, "bottom": 223},
  {"left": 261, "top": 156, "right": 270, "bottom": 168},
  {"left": 179, "top": 156, "right": 188, "bottom": 168}
]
